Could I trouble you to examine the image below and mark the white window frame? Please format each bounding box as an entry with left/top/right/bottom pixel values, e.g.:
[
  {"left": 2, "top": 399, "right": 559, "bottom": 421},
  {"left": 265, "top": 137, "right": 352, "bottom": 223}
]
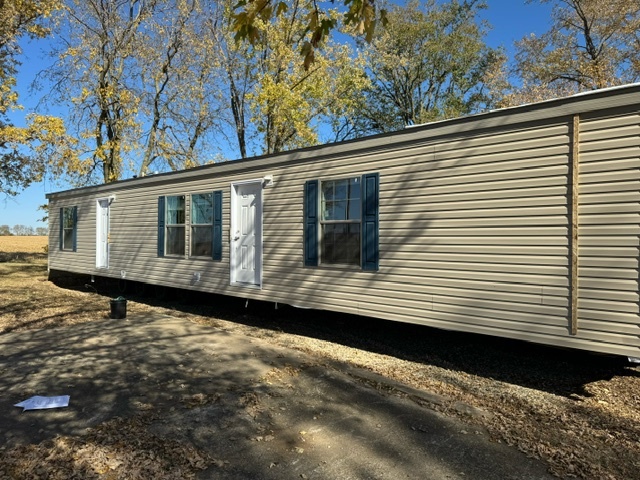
[
  {"left": 190, "top": 192, "right": 214, "bottom": 258},
  {"left": 61, "top": 206, "right": 76, "bottom": 252},
  {"left": 319, "top": 176, "right": 362, "bottom": 266},
  {"left": 165, "top": 194, "right": 186, "bottom": 256}
]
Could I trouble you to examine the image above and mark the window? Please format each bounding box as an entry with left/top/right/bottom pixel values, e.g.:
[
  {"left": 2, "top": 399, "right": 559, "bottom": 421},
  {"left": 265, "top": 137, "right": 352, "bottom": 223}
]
[
  {"left": 166, "top": 195, "right": 186, "bottom": 256},
  {"left": 191, "top": 193, "right": 213, "bottom": 256},
  {"left": 304, "top": 173, "right": 379, "bottom": 270},
  {"left": 320, "top": 178, "right": 361, "bottom": 265},
  {"left": 157, "top": 191, "right": 222, "bottom": 260},
  {"left": 59, "top": 206, "right": 77, "bottom": 252}
]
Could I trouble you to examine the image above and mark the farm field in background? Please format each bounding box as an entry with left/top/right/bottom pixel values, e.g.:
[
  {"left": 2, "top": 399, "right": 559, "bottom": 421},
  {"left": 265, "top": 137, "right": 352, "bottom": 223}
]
[{"left": 0, "top": 236, "right": 48, "bottom": 261}]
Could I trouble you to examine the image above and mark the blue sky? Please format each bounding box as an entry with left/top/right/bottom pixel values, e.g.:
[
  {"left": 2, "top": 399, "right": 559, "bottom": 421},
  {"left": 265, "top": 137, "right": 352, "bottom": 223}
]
[{"left": 0, "top": 0, "right": 553, "bottom": 230}]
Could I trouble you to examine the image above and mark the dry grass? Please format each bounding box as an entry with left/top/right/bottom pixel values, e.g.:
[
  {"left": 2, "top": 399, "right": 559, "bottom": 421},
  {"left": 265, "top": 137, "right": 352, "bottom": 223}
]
[
  {"left": 0, "top": 236, "right": 48, "bottom": 262},
  {"left": 0, "top": 260, "right": 152, "bottom": 334}
]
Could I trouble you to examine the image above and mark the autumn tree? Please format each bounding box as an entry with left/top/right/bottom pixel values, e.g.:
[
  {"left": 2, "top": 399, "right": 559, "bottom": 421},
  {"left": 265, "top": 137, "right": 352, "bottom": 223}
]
[
  {"left": 232, "top": 0, "right": 386, "bottom": 68},
  {"left": 0, "top": 0, "right": 68, "bottom": 196},
  {"left": 43, "top": 0, "right": 224, "bottom": 185},
  {"left": 209, "top": 2, "right": 257, "bottom": 159},
  {"left": 44, "top": 0, "right": 154, "bottom": 184},
  {"left": 512, "top": 0, "right": 640, "bottom": 102},
  {"left": 135, "top": 1, "right": 227, "bottom": 174},
  {"left": 233, "top": 0, "right": 370, "bottom": 155},
  {"left": 220, "top": 32, "right": 254, "bottom": 159},
  {"left": 354, "top": 0, "right": 501, "bottom": 133}
]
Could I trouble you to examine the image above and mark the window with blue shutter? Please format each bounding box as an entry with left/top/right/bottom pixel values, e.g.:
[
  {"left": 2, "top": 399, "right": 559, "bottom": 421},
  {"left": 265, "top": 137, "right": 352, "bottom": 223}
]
[
  {"left": 212, "top": 190, "right": 223, "bottom": 261},
  {"left": 304, "top": 180, "right": 319, "bottom": 266},
  {"left": 319, "top": 177, "right": 361, "bottom": 265},
  {"left": 59, "top": 207, "right": 63, "bottom": 250},
  {"left": 303, "top": 173, "right": 379, "bottom": 270},
  {"left": 165, "top": 195, "right": 186, "bottom": 256},
  {"left": 189, "top": 191, "right": 222, "bottom": 260},
  {"left": 157, "top": 196, "right": 165, "bottom": 257},
  {"left": 60, "top": 206, "right": 78, "bottom": 252},
  {"left": 190, "top": 193, "right": 212, "bottom": 257},
  {"left": 361, "top": 173, "right": 379, "bottom": 271},
  {"left": 72, "top": 206, "right": 77, "bottom": 252}
]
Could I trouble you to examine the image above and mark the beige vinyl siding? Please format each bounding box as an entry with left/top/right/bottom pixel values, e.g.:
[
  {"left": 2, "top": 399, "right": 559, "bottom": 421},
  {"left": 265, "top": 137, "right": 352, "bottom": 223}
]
[
  {"left": 576, "top": 108, "right": 640, "bottom": 351},
  {"left": 47, "top": 86, "right": 640, "bottom": 357},
  {"left": 369, "top": 121, "right": 572, "bottom": 347},
  {"left": 48, "top": 198, "right": 95, "bottom": 269}
]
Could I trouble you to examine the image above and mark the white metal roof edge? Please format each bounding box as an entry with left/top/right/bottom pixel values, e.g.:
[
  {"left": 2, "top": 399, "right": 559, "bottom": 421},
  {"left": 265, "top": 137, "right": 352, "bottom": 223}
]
[{"left": 406, "top": 82, "right": 640, "bottom": 130}]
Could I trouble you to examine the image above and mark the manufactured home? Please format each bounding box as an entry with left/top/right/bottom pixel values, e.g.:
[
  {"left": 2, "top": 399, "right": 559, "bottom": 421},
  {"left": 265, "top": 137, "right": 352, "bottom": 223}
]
[{"left": 47, "top": 84, "right": 640, "bottom": 358}]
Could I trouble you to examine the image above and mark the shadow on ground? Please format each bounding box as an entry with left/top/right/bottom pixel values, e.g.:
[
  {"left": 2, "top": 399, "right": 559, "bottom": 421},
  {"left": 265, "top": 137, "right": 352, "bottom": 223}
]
[
  {"left": 60, "top": 274, "right": 636, "bottom": 401},
  {"left": 0, "top": 315, "right": 554, "bottom": 479}
]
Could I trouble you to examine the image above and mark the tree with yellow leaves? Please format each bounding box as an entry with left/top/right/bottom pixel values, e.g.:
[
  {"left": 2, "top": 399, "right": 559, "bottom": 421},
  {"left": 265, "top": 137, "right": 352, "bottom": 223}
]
[
  {"left": 135, "top": 1, "right": 226, "bottom": 174},
  {"left": 232, "top": 0, "right": 386, "bottom": 69},
  {"left": 237, "top": 0, "right": 370, "bottom": 154},
  {"left": 43, "top": 0, "right": 156, "bottom": 184},
  {"left": 0, "top": 0, "right": 74, "bottom": 196},
  {"left": 43, "top": 0, "right": 230, "bottom": 183},
  {"left": 512, "top": 0, "right": 640, "bottom": 102}
]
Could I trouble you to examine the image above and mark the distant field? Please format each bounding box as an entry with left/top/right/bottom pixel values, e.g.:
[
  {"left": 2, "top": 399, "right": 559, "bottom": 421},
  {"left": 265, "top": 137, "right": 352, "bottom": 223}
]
[{"left": 0, "top": 236, "right": 48, "bottom": 261}]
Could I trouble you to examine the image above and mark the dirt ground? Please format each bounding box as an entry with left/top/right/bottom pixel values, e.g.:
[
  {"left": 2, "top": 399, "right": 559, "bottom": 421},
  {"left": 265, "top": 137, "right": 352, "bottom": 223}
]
[
  {"left": 1, "top": 313, "right": 556, "bottom": 480},
  {"left": 0, "top": 239, "right": 639, "bottom": 479}
]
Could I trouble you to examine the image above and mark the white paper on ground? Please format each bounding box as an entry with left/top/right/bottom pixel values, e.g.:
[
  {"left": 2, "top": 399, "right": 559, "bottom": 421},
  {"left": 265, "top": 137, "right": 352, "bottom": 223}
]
[{"left": 14, "top": 395, "right": 70, "bottom": 411}]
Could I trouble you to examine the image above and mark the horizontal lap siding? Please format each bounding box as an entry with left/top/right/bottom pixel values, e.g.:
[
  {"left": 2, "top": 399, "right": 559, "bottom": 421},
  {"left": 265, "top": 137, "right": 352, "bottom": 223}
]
[
  {"left": 256, "top": 122, "right": 574, "bottom": 348},
  {"left": 107, "top": 178, "right": 234, "bottom": 289},
  {"left": 50, "top": 123, "right": 573, "bottom": 340},
  {"left": 577, "top": 110, "right": 640, "bottom": 350},
  {"left": 368, "top": 122, "right": 574, "bottom": 345},
  {"left": 47, "top": 93, "right": 640, "bottom": 357},
  {"left": 49, "top": 196, "right": 98, "bottom": 271}
]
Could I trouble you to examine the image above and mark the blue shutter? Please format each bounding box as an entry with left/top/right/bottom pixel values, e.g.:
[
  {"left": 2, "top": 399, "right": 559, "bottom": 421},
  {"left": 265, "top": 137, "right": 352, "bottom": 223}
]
[
  {"left": 59, "top": 207, "right": 64, "bottom": 250},
  {"left": 157, "top": 196, "right": 165, "bottom": 257},
  {"left": 361, "top": 173, "right": 379, "bottom": 271},
  {"left": 72, "top": 206, "right": 78, "bottom": 252},
  {"left": 212, "top": 190, "right": 223, "bottom": 261},
  {"left": 304, "top": 180, "right": 319, "bottom": 267}
]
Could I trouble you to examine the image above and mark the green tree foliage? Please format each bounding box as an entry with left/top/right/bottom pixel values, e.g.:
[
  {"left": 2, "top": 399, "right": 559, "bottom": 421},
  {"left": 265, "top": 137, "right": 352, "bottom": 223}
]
[
  {"left": 354, "top": 0, "right": 502, "bottom": 134},
  {"left": 0, "top": 0, "right": 69, "bottom": 196},
  {"left": 512, "top": 0, "right": 640, "bottom": 102}
]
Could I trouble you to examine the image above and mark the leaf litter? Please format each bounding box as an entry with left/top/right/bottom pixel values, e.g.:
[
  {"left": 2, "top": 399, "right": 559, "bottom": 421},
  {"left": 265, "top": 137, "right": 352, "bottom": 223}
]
[{"left": 0, "top": 252, "right": 639, "bottom": 479}]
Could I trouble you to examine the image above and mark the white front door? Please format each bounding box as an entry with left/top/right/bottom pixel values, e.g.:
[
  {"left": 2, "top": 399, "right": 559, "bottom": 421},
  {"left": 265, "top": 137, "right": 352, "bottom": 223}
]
[
  {"left": 96, "top": 198, "right": 110, "bottom": 268},
  {"left": 231, "top": 181, "right": 262, "bottom": 286}
]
